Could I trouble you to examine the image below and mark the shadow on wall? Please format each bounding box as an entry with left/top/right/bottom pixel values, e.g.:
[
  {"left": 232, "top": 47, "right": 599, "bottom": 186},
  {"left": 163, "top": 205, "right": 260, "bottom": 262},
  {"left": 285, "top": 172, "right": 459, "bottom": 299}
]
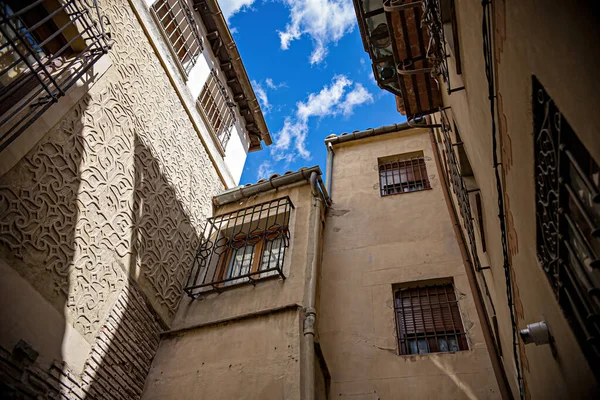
[
  {"left": 0, "top": 94, "right": 89, "bottom": 396},
  {"left": 0, "top": 101, "right": 199, "bottom": 398}
]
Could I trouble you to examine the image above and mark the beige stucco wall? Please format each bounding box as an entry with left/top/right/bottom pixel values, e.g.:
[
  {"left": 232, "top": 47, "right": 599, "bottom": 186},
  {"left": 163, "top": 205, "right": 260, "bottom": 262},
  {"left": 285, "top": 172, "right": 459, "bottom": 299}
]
[
  {"left": 436, "top": 1, "right": 600, "bottom": 398},
  {"left": 143, "top": 308, "right": 302, "bottom": 400},
  {"left": 143, "top": 181, "right": 320, "bottom": 399},
  {"left": 172, "top": 183, "right": 315, "bottom": 330},
  {"left": 320, "top": 128, "right": 500, "bottom": 399}
]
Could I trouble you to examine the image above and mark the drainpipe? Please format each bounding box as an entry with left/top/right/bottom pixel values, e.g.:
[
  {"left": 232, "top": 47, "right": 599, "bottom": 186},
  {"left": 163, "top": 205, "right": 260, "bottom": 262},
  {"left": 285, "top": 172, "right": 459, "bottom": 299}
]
[
  {"left": 326, "top": 142, "right": 334, "bottom": 198},
  {"left": 301, "top": 171, "right": 324, "bottom": 400},
  {"left": 429, "top": 129, "right": 513, "bottom": 400}
]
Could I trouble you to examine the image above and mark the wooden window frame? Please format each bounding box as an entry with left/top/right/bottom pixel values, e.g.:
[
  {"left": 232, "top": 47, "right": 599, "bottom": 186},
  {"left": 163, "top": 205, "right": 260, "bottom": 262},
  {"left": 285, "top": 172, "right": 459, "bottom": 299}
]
[{"left": 215, "top": 227, "right": 284, "bottom": 286}]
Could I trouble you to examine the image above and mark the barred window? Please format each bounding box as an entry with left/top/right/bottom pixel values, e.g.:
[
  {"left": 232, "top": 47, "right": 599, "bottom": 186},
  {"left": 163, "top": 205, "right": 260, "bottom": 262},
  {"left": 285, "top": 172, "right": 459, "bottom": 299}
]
[
  {"left": 378, "top": 152, "right": 430, "bottom": 196},
  {"left": 534, "top": 76, "right": 600, "bottom": 373},
  {"left": 151, "top": 0, "right": 202, "bottom": 75},
  {"left": 216, "top": 227, "right": 286, "bottom": 287},
  {"left": 197, "top": 70, "right": 236, "bottom": 150},
  {"left": 0, "top": 0, "right": 110, "bottom": 150},
  {"left": 394, "top": 282, "right": 468, "bottom": 355},
  {"left": 185, "top": 197, "right": 293, "bottom": 297}
]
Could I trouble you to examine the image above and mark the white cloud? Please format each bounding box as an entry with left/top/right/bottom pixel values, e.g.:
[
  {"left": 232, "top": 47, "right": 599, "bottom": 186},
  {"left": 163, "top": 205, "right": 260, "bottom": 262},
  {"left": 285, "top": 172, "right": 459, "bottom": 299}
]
[
  {"left": 219, "top": 0, "right": 257, "bottom": 21},
  {"left": 339, "top": 83, "right": 373, "bottom": 116},
  {"left": 297, "top": 75, "right": 352, "bottom": 121},
  {"left": 257, "top": 161, "right": 275, "bottom": 179},
  {"left": 265, "top": 78, "right": 286, "bottom": 90},
  {"left": 278, "top": 0, "right": 356, "bottom": 64},
  {"left": 269, "top": 75, "right": 373, "bottom": 166},
  {"left": 252, "top": 80, "right": 270, "bottom": 114}
]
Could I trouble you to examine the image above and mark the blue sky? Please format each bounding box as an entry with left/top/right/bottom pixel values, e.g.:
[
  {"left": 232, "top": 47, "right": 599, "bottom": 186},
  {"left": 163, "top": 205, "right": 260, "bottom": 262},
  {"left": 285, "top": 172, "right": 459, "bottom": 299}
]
[{"left": 220, "top": 0, "right": 406, "bottom": 184}]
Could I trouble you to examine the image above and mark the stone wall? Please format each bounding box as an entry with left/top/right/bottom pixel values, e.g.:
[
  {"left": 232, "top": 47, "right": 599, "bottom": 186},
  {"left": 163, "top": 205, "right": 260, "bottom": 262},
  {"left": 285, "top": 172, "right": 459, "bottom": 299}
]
[
  {"left": 1, "top": 283, "right": 162, "bottom": 399},
  {"left": 0, "top": 0, "right": 224, "bottom": 397}
]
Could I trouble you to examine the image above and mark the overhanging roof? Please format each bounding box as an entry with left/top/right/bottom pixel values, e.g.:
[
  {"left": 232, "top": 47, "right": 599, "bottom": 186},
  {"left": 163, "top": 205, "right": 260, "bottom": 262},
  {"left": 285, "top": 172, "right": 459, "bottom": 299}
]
[{"left": 193, "top": 0, "right": 272, "bottom": 151}]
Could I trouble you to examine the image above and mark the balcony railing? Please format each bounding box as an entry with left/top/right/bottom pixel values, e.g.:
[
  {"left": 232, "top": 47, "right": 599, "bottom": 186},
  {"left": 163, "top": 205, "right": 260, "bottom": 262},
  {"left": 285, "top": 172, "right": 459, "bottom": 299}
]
[
  {"left": 0, "top": 0, "right": 111, "bottom": 151},
  {"left": 438, "top": 110, "right": 482, "bottom": 271},
  {"left": 151, "top": 0, "right": 202, "bottom": 76},
  {"left": 185, "top": 197, "right": 294, "bottom": 297},
  {"left": 197, "top": 69, "right": 236, "bottom": 151}
]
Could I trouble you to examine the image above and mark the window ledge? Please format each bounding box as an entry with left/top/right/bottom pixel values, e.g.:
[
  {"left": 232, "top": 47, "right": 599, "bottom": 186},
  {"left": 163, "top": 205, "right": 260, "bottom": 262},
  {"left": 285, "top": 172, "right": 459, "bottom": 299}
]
[
  {"left": 380, "top": 187, "right": 433, "bottom": 198},
  {"left": 186, "top": 272, "right": 283, "bottom": 299},
  {"left": 396, "top": 348, "right": 471, "bottom": 358},
  {"left": 0, "top": 54, "right": 112, "bottom": 177}
]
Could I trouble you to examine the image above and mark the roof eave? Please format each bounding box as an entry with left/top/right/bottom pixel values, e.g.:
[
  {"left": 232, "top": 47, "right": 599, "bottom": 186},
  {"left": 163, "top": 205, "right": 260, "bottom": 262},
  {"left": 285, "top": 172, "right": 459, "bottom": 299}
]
[{"left": 194, "top": 0, "right": 272, "bottom": 151}]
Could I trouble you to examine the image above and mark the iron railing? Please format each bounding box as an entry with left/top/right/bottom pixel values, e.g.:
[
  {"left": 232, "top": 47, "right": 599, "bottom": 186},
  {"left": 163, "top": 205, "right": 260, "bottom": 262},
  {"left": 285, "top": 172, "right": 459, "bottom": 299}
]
[
  {"left": 379, "top": 155, "right": 431, "bottom": 196},
  {"left": 151, "top": 0, "right": 202, "bottom": 75},
  {"left": 438, "top": 110, "right": 482, "bottom": 271},
  {"left": 197, "top": 69, "right": 236, "bottom": 151},
  {"left": 0, "top": 0, "right": 111, "bottom": 151},
  {"left": 384, "top": 0, "right": 461, "bottom": 95},
  {"left": 533, "top": 76, "right": 600, "bottom": 376},
  {"left": 185, "top": 197, "right": 293, "bottom": 297},
  {"left": 394, "top": 282, "right": 468, "bottom": 355}
]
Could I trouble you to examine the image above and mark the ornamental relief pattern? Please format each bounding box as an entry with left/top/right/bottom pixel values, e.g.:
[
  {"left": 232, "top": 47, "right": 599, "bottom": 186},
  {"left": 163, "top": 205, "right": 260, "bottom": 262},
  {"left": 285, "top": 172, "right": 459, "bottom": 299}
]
[{"left": 0, "top": 0, "right": 223, "bottom": 339}]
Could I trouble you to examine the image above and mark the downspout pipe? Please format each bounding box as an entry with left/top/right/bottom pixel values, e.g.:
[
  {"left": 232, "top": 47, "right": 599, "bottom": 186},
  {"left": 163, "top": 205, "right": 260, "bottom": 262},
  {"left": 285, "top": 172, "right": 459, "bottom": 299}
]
[
  {"left": 326, "top": 142, "right": 334, "bottom": 198},
  {"left": 302, "top": 171, "right": 324, "bottom": 400}
]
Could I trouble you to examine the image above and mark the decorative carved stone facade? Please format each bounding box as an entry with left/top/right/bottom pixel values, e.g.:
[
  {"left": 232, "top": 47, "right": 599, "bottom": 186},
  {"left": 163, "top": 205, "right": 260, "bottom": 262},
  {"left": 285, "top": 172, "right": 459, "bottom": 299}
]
[{"left": 0, "top": 0, "right": 223, "bottom": 346}]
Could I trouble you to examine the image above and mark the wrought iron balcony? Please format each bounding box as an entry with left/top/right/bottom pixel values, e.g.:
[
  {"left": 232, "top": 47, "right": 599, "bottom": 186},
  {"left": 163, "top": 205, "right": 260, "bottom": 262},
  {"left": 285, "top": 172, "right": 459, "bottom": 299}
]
[
  {"left": 185, "top": 197, "right": 293, "bottom": 297},
  {"left": 0, "top": 0, "right": 111, "bottom": 151},
  {"left": 353, "top": 0, "right": 464, "bottom": 121}
]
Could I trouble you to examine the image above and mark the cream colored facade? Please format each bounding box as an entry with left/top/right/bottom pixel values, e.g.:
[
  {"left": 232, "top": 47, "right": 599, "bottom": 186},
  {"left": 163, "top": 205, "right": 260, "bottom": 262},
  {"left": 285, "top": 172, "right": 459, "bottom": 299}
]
[
  {"left": 430, "top": 1, "right": 600, "bottom": 399},
  {"left": 320, "top": 127, "right": 501, "bottom": 399},
  {"left": 354, "top": 0, "right": 600, "bottom": 398},
  {"left": 140, "top": 127, "right": 503, "bottom": 400},
  {"left": 142, "top": 178, "right": 327, "bottom": 400}
]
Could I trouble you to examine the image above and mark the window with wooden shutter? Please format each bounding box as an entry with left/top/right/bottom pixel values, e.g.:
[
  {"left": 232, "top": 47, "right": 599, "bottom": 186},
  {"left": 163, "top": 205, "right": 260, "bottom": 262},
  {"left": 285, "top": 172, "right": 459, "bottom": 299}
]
[
  {"left": 378, "top": 152, "right": 431, "bottom": 196},
  {"left": 394, "top": 282, "right": 468, "bottom": 355}
]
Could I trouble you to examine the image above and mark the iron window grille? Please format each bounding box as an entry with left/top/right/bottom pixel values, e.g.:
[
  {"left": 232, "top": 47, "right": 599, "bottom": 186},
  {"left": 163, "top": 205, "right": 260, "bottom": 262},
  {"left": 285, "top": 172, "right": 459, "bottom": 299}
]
[
  {"left": 197, "top": 69, "right": 236, "bottom": 151},
  {"left": 438, "top": 111, "right": 483, "bottom": 271},
  {"left": 185, "top": 197, "right": 293, "bottom": 297},
  {"left": 378, "top": 154, "right": 431, "bottom": 196},
  {"left": 151, "top": 0, "right": 202, "bottom": 75},
  {"left": 421, "top": 0, "right": 461, "bottom": 79},
  {"left": 533, "top": 77, "right": 600, "bottom": 375},
  {"left": 394, "top": 282, "right": 468, "bottom": 355},
  {"left": 0, "top": 0, "right": 111, "bottom": 151},
  {"left": 475, "top": 192, "right": 487, "bottom": 253}
]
